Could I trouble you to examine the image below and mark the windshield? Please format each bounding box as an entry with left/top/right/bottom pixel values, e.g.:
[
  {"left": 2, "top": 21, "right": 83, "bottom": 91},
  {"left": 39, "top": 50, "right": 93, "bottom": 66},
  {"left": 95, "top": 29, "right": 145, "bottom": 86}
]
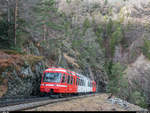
[{"left": 43, "top": 72, "right": 62, "bottom": 83}]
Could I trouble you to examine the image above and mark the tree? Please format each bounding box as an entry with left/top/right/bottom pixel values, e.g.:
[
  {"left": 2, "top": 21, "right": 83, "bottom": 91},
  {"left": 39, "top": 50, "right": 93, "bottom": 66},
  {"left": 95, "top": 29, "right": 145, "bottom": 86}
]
[{"left": 14, "top": 0, "right": 18, "bottom": 46}]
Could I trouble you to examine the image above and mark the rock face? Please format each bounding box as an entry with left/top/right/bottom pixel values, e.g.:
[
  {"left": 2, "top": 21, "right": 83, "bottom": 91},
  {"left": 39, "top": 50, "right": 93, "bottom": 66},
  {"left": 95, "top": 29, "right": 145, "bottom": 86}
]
[
  {"left": 125, "top": 54, "right": 150, "bottom": 105},
  {"left": 0, "top": 50, "right": 45, "bottom": 97},
  {"left": 5, "top": 62, "right": 45, "bottom": 97}
]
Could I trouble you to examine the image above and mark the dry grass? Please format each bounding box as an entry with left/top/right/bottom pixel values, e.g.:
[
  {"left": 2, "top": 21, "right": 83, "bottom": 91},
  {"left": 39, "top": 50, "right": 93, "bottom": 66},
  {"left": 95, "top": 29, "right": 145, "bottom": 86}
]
[
  {"left": 0, "top": 85, "right": 7, "bottom": 97},
  {"left": 63, "top": 53, "right": 79, "bottom": 68},
  {"left": 0, "top": 50, "right": 44, "bottom": 74},
  {"left": 0, "top": 79, "right": 8, "bottom": 97},
  {"left": 0, "top": 51, "right": 25, "bottom": 73},
  {"left": 27, "top": 94, "right": 144, "bottom": 111},
  {"left": 24, "top": 55, "right": 44, "bottom": 66}
]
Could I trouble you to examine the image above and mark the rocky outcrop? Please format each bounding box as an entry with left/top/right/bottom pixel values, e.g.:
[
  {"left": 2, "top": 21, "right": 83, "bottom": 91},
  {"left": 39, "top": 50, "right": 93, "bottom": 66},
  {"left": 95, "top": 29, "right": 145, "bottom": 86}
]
[{"left": 0, "top": 50, "right": 45, "bottom": 97}]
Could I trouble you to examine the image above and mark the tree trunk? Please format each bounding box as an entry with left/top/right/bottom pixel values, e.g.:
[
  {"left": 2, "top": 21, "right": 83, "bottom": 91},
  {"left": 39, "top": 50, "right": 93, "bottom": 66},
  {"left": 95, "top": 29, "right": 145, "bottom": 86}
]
[
  {"left": 14, "top": 0, "right": 18, "bottom": 46},
  {"left": 88, "top": 65, "right": 94, "bottom": 80},
  {"left": 43, "top": 23, "right": 46, "bottom": 41},
  {"left": 7, "top": 0, "right": 10, "bottom": 23},
  {"left": 7, "top": 0, "right": 10, "bottom": 42},
  {"left": 56, "top": 48, "right": 62, "bottom": 66}
]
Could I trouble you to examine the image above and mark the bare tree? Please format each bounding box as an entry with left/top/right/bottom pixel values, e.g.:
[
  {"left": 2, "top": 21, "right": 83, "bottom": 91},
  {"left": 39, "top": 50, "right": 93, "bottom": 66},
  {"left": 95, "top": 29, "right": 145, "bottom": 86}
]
[
  {"left": 14, "top": 0, "right": 18, "bottom": 46},
  {"left": 6, "top": 0, "right": 10, "bottom": 23}
]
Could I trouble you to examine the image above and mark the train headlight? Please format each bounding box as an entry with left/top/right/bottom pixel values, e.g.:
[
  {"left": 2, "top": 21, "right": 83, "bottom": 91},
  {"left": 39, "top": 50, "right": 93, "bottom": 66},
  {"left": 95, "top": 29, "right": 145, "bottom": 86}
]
[{"left": 41, "top": 84, "right": 45, "bottom": 86}]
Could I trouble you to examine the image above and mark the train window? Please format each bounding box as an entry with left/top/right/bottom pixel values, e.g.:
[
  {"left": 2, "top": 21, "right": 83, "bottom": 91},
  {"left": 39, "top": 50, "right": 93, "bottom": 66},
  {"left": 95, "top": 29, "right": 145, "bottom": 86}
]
[
  {"left": 78, "top": 79, "right": 80, "bottom": 86},
  {"left": 67, "top": 75, "right": 70, "bottom": 84},
  {"left": 71, "top": 76, "right": 73, "bottom": 84},
  {"left": 73, "top": 78, "right": 75, "bottom": 85},
  {"left": 81, "top": 80, "right": 83, "bottom": 86},
  {"left": 74, "top": 78, "right": 76, "bottom": 85},
  {"left": 66, "top": 75, "right": 68, "bottom": 83},
  {"left": 76, "top": 78, "right": 78, "bottom": 85},
  {"left": 80, "top": 79, "right": 82, "bottom": 86},
  {"left": 79, "top": 79, "right": 80, "bottom": 86},
  {"left": 69, "top": 75, "right": 71, "bottom": 84},
  {"left": 82, "top": 80, "right": 84, "bottom": 86},
  {"left": 43, "top": 72, "right": 62, "bottom": 83},
  {"left": 61, "top": 74, "right": 66, "bottom": 83},
  {"left": 83, "top": 80, "right": 84, "bottom": 86}
]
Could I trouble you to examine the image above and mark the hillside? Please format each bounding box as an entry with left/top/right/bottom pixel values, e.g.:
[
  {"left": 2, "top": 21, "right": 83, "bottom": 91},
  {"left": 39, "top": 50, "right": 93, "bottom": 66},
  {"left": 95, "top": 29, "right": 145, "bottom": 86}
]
[{"left": 0, "top": 0, "right": 150, "bottom": 110}]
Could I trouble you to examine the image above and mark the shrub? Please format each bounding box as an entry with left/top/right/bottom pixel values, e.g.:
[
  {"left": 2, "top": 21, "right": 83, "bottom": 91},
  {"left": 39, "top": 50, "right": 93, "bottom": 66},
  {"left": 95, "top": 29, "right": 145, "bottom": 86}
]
[
  {"left": 106, "top": 63, "right": 127, "bottom": 97},
  {"left": 110, "top": 26, "right": 123, "bottom": 57},
  {"left": 72, "top": 39, "right": 83, "bottom": 49},
  {"left": 66, "top": 0, "right": 71, "bottom": 4},
  {"left": 141, "top": 38, "right": 150, "bottom": 60},
  {"left": 83, "top": 18, "right": 90, "bottom": 35},
  {"left": 130, "top": 91, "right": 148, "bottom": 108}
]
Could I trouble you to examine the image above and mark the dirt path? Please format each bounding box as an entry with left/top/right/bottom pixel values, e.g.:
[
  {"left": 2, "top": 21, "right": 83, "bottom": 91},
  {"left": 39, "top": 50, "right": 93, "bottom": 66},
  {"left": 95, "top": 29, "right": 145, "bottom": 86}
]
[{"left": 27, "top": 94, "right": 146, "bottom": 111}]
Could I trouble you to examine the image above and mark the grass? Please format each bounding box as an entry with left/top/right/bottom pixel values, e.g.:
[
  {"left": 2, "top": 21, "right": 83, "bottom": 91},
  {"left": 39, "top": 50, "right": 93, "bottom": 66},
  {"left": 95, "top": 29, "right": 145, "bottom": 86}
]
[
  {"left": 1, "top": 49, "right": 26, "bottom": 55},
  {"left": 24, "top": 55, "right": 44, "bottom": 67}
]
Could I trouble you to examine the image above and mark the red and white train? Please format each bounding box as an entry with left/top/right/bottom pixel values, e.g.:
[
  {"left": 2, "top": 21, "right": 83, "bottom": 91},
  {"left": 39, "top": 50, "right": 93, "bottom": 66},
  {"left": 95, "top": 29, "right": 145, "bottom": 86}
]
[{"left": 40, "top": 67, "right": 96, "bottom": 97}]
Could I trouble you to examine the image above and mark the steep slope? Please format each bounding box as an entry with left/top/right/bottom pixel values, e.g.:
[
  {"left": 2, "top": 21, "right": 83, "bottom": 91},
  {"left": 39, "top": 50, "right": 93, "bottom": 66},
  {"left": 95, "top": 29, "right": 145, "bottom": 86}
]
[{"left": 0, "top": 0, "right": 150, "bottom": 109}]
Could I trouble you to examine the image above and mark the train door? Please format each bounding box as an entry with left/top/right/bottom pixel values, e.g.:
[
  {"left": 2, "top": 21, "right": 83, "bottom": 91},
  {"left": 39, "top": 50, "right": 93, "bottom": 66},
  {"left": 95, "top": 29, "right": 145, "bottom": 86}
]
[
  {"left": 66, "top": 74, "right": 69, "bottom": 93},
  {"left": 69, "top": 75, "right": 73, "bottom": 93},
  {"left": 67, "top": 74, "right": 72, "bottom": 93},
  {"left": 76, "top": 77, "right": 79, "bottom": 93},
  {"left": 73, "top": 76, "right": 77, "bottom": 93},
  {"left": 71, "top": 76, "right": 75, "bottom": 93}
]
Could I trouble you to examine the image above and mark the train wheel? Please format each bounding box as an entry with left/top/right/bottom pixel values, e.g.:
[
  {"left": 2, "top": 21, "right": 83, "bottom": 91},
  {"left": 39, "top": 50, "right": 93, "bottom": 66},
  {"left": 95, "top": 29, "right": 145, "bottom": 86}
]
[
  {"left": 59, "top": 93, "right": 63, "bottom": 98},
  {"left": 50, "top": 94, "right": 59, "bottom": 98},
  {"left": 40, "top": 92, "right": 44, "bottom": 97}
]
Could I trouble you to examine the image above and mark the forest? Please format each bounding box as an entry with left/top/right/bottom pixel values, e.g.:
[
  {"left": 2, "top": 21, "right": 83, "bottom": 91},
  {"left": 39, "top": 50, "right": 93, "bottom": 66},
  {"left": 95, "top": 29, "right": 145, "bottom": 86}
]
[{"left": 0, "top": 0, "right": 150, "bottom": 109}]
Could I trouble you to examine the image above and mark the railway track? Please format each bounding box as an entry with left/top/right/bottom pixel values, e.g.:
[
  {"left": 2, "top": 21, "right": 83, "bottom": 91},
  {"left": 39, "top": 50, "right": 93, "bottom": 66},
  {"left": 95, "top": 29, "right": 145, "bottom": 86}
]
[
  {"left": 0, "top": 96, "right": 50, "bottom": 108},
  {"left": 0, "top": 93, "right": 98, "bottom": 111}
]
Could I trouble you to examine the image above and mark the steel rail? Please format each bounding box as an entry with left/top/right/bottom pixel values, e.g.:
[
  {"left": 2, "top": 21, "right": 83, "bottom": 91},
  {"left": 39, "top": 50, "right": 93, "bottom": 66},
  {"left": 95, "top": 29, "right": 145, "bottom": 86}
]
[
  {"left": 0, "top": 93, "right": 98, "bottom": 111},
  {"left": 0, "top": 96, "right": 50, "bottom": 108}
]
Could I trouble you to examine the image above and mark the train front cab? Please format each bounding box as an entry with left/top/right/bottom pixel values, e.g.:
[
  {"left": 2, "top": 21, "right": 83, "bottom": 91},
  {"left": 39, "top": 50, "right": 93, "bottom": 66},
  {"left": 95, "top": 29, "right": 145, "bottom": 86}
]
[{"left": 40, "top": 69, "right": 78, "bottom": 96}]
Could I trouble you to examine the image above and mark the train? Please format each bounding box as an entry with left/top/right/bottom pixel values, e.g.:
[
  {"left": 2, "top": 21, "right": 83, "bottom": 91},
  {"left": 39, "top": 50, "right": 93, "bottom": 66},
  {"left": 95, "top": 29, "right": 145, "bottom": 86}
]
[{"left": 40, "top": 67, "right": 96, "bottom": 97}]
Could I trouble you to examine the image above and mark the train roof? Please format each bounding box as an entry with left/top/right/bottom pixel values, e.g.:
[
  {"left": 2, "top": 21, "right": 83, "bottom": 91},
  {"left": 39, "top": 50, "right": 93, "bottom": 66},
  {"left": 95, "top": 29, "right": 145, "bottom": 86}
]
[
  {"left": 44, "top": 67, "right": 92, "bottom": 81},
  {"left": 45, "top": 68, "right": 67, "bottom": 73},
  {"left": 76, "top": 72, "right": 91, "bottom": 81}
]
